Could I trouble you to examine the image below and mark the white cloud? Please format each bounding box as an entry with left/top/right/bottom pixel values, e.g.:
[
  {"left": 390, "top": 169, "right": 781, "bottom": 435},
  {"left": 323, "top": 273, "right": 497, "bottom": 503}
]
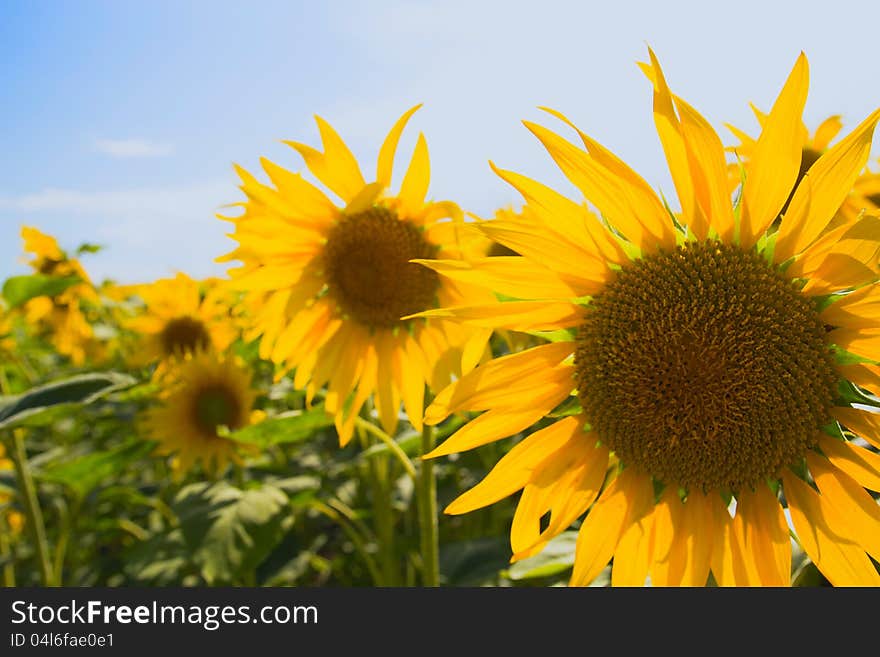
[{"left": 93, "top": 138, "right": 174, "bottom": 158}]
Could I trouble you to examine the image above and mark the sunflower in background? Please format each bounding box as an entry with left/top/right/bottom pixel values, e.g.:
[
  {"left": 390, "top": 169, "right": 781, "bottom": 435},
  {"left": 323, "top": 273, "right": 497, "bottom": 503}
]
[
  {"left": 727, "top": 110, "right": 880, "bottom": 231},
  {"left": 18, "top": 227, "right": 104, "bottom": 365},
  {"left": 140, "top": 349, "right": 259, "bottom": 475},
  {"left": 218, "top": 106, "right": 493, "bottom": 444},
  {"left": 415, "top": 48, "right": 880, "bottom": 586},
  {"left": 0, "top": 444, "right": 24, "bottom": 541},
  {"left": 122, "top": 272, "right": 240, "bottom": 370}
]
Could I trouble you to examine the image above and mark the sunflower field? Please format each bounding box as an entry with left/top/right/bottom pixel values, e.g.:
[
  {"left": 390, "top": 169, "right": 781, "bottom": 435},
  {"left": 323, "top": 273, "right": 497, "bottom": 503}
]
[{"left": 2, "top": 47, "right": 880, "bottom": 589}]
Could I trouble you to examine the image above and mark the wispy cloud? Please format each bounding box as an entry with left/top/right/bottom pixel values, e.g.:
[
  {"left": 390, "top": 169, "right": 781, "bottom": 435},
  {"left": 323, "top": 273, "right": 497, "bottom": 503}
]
[
  {"left": 93, "top": 138, "right": 174, "bottom": 158},
  {"left": 0, "top": 181, "right": 237, "bottom": 283}
]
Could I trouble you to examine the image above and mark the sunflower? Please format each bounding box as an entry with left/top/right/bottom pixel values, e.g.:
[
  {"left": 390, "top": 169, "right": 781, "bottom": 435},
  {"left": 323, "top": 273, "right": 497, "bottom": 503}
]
[
  {"left": 415, "top": 49, "right": 880, "bottom": 586},
  {"left": 218, "top": 107, "right": 492, "bottom": 444},
  {"left": 124, "top": 272, "right": 239, "bottom": 368},
  {"left": 18, "top": 227, "right": 102, "bottom": 365},
  {"left": 728, "top": 111, "right": 880, "bottom": 230},
  {"left": 141, "top": 350, "right": 257, "bottom": 475}
]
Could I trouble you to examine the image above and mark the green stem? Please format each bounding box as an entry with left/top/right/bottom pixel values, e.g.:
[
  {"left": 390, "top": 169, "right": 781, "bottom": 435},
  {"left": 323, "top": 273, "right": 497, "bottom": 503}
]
[
  {"left": 0, "top": 369, "right": 53, "bottom": 586},
  {"left": 310, "top": 500, "right": 383, "bottom": 586},
  {"left": 52, "top": 496, "right": 81, "bottom": 586},
  {"left": 368, "top": 455, "right": 397, "bottom": 586},
  {"left": 354, "top": 417, "right": 417, "bottom": 481},
  {"left": 0, "top": 514, "right": 15, "bottom": 586},
  {"left": 6, "top": 430, "right": 53, "bottom": 586},
  {"left": 418, "top": 420, "right": 439, "bottom": 586}
]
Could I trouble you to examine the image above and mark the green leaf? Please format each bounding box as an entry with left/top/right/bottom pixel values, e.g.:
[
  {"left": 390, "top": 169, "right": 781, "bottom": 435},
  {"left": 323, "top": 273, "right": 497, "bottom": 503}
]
[
  {"left": 39, "top": 440, "right": 155, "bottom": 496},
  {"left": 221, "top": 408, "right": 334, "bottom": 447},
  {"left": 508, "top": 531, "right": 578, "bottom": 581},
  {"left": 439, "top": 537, "right": 511, "bottom": 586},
  {"left": 2, "top": 274, "right": 82, "bottom": 308},
  {"left": 76, "top": 243, "right": 103, "bottom": 255},
  {"left": 0, "top": 372, "right": 137, "bottom": 430},
  {"left": 174, "top": 481, "right": 290, "bottom": 584},
  {"left": 836, "top": 379, "right": 880, "bottom": 408}
]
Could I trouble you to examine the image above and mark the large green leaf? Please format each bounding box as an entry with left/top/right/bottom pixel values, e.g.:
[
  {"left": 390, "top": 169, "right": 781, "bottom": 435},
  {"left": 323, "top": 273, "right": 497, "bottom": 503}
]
[
  {"left": 221, "top": 408, "right": 334, "bottom": 447},
  {"left": 2, "top": 274, "right": 82, "bottom": 308},
  {"left": 0, "top": 372, "right": 136, "bottom": 430},
  {"left": 39, "top": 440, "right": 155, "bottom": 496},
  {"left": 174, "top": 481, "right": 290, "bottom": 584}
]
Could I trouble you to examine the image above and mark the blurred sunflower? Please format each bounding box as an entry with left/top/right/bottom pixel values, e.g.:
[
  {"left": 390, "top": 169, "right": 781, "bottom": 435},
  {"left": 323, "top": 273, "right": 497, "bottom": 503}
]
[
  {"left": 19, "top": 227, "right": 103, "bottom": 365},
  {"left": 728, "top": 111, "right": 880, "bottom": 230},
  {"left": 124, "top": 272, "right": 239, "bottom": 368},
  {"left": 416, "top": 49, "right": 880, "bottom": 586},
  {"left": 141, "top": 350, "right": 258, "bottom": 475},
  {"left": 218, "top": 106, "right": 492, "bottom": 444}
]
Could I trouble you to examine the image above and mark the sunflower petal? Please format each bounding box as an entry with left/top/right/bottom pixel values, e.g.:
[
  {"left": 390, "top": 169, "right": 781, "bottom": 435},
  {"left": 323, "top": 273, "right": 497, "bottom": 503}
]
[
  {"left": 444, "top": 417, "right": 583, "bottom": 514},
  {"left": 398, "top": 132, "right": 430, "bottom": 215},
  {"left": 285, "top": 115, "right": 366, "bottom": 202},
  {"left": 775, "top": 108, "right": 880, "bottom": 262},
  {"left": 376, "top": 104, "right": 423, "bottom": 188},
  {"left": 734, "top": 485, "right": 791, "bottom": 586},
  {"left": 808, "top": 453, "right": 880, "bottom": 561},
  {"left": 570, "top": 469, "right": 654, "bottom": 587},
  {"left": 832, "top": 407, "right": 880, "bottom": 449},
  {"left": 782, "top": 470, "right": 880, "bottom": 586},
  {"left": 406, "top": 301, "right": 586, "bottom": 332},
  {"left": 741, "top": 53, "right": 809, "bottom": 247},
  {"left": 819, "top": 435, "right": 880, "bottom": 493}
]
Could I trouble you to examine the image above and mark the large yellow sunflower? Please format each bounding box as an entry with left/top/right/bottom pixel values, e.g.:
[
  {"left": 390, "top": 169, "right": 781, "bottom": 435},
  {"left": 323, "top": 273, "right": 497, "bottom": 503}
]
[
  {"left": 18, "top": 227, "right": 103, "bottom": 365},
  {"left": 218, "top": 107, "right": 492, "bottom": 444},
  {"left": 728, "top": 111, "right": 880, "bottom": 229},
  {"left": 141, "top": 350, "right": 257, "bottom": 475},
  {"left": 415, "top": 49, "right": 880, "bottom": 586},
  {"left": 124, "top": 272, "right": 239, "bottom": 367}
]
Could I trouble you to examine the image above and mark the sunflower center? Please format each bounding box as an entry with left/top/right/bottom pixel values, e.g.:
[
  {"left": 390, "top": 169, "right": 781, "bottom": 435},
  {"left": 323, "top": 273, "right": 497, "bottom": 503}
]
[
  {"left": 193, "top": 384, "right": 243, "bottom": 437},
  {"left": 574, "top": 240, "right": 838, "bottom": 492},
  {"left": 323, "top": 207, "right": 440, "bottom": 329},
  {"left": 159, "top": 316, "right": 211, "bottom": 356}
]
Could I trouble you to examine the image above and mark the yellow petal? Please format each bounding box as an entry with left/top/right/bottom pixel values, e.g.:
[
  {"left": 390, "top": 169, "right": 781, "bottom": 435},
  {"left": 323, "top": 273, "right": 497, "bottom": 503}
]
[
  {"left": 674, "top": 95, "right": 736, "bottom": 242},
  {"left": 808, "top": 453, "right": 880, "bottom": 562},
  {"left": 782, "top": 470, "right": 880, "bottom": 586},
  {"left": 376, "top": 104, "right": 423, "bottom": 188},
  {"left": 611, "top": 505, "right": 656, "bottom": 587},
  {"left": 741, "top": 53, "right": 809, "bottom": 247},
  {"left": 650, "top": 489, "right": 715, "bottom": 586},
  {"left": 538, "top": 107, "right": 676, "bottom": 251},
  {"left": 285, "top": 115, "right": 366, "bottom": 202},
  {"left": 641, "top": 48, "right": 696, "bottom": 232},
  {"left": 511, "top": 438, "right": 610, "bottom": 560},
  {"left": 393, "top": 332, "right": 426, "bottom": 432},
  {"left": 830, "top": 326, "right": 880, "bottom": 364},
  {"left": 477, "top": 218, "right": 610, "bottom": 295},
  {"left": 734, "top": 485, "right": 791, "bottom": 586},
  {"left": 800, "top": 253, "right": 878, "bottom": 296},
  {"left": 837, "top": 362, "right": 880, "bottom": 397},
  {"left": 444, "top": 416, "right": 583, "bottom": 514},
  {"left": 570, "top": 469, "right": 654, "bottom": 587},
  {"left": 259, "top": 157, "right": 338, "bottom": 221},
  {"left": 375, "top": 330, "right": 401, "bottom": 436},
  {"left": 821, "top": 283, "right": 880, "bottom": 329},
  {"left": 811, "top": 115, "right": 843, "bottom": 151},
  {"left": 398, "top": 132, "right": 430, "bottom": 215},
  {"left": 819, "top": 436, "right": 880, "bottom": 493},
  {"left": 412, "top": 257, "right": 582, "bottom": 299},
  {"left": 407, "top": 300, "right": 586, "bottom": 332},
  {"left": 832, "top": 407, "right": 880, "bottom": 449},
  {"left": 775, "top": 108, "right": 880, "bottom": 262},
  {"left": 425, "top": 341, "right": 573, "bottom": 423},
  {"left": 524, "top": 120, "right": 665, "bottom": 252}
]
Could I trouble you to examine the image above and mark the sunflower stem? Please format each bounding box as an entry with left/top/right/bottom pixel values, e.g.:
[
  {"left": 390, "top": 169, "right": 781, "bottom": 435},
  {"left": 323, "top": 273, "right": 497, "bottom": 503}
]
[
  {"left": 417, "top": 419, "right": 439, "bottom": 587},
  {"left": 0, "top": 514, "right": 15, "bottom": 586},
  {"left": 0, "top": 368, "right": 54, "bottom": 586}
]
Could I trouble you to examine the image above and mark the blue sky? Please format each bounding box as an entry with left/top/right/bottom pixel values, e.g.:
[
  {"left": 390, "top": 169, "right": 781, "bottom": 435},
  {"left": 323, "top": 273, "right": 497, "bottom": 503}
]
[{"left": 2, "top": 0, "right": 878, "bottom": 284}]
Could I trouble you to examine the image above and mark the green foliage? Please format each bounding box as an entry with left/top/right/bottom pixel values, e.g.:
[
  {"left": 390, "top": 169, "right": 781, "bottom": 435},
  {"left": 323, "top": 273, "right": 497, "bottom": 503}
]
[
  {"left": 173, "top": 481, "right": 291, "bottom": 584},
  {"left": 221, "top": 409, "right": 335, "bottom": 447},
  {"left": 0, "top": 372, "right": 136, "bottom": 430},
  {"left": 2, "top": 274, "right": 82, "bottom": 308},
  {"left": 40, "top": 440, "right": 156, "bottom": 497}
]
